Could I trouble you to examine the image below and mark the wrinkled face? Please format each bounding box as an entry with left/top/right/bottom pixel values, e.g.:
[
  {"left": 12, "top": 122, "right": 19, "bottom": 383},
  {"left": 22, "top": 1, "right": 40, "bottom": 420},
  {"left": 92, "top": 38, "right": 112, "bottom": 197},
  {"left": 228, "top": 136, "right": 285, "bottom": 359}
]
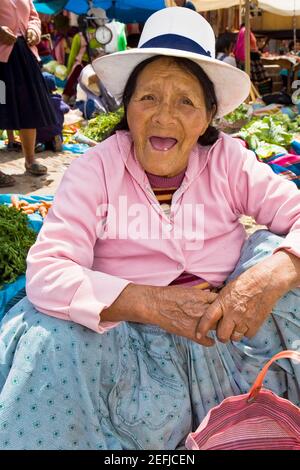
[{"left": 127, "top": 57, "right": 211, "bottom": 177}]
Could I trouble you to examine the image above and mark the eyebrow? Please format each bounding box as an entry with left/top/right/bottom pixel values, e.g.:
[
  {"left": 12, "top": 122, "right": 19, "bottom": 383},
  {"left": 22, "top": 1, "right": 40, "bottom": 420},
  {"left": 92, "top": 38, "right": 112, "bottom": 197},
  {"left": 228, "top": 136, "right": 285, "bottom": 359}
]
[{"left": 135, "top": 82, "right": 202, "bottom": 99}]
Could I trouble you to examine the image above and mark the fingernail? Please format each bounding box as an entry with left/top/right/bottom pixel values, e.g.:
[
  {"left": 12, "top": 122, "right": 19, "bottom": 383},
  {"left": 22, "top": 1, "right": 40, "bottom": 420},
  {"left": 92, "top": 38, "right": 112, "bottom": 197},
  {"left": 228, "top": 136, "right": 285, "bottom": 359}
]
[{"left": 196, "top": 332, "right": 202, "bottom": 339}]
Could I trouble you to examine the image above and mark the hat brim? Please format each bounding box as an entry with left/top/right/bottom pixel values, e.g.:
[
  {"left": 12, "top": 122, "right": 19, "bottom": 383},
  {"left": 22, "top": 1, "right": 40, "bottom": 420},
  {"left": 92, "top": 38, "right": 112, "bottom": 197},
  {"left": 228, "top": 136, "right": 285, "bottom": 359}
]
[{"left": 92, "top": 48, "right": 251, "bottom": 118}]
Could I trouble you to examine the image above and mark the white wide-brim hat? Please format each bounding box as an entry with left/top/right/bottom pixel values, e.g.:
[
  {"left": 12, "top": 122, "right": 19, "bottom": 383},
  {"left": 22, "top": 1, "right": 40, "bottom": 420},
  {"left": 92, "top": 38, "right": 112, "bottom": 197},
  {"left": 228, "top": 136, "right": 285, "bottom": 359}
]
[{"left": 93, "top": 7, "right": 250, "bottom": 118}]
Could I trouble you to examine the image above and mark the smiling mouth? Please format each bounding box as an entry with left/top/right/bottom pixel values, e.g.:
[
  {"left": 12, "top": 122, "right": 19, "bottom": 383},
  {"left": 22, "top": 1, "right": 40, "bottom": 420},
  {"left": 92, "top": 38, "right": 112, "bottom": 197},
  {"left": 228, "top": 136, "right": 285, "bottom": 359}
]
[{"left": 149, "top": 136, "right": 178, "bottom": 151}]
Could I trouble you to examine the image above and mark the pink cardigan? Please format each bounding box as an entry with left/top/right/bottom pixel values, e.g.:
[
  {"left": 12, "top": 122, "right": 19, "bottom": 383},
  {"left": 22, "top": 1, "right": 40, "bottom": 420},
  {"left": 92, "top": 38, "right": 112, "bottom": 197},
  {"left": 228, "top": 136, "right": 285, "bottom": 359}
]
[
  {"left": 26, "top": 131, "right": 300, "bottom": 333},
  {"left": 0, "top": 0, "right": 41, "bottom": 63}
]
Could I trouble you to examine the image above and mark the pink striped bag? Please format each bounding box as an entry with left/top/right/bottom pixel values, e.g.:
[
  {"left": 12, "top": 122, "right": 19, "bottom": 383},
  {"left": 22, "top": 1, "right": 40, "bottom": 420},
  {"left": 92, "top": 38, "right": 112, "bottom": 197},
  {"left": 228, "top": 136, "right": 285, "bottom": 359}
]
[{"left": 186, "top": 351, "right": 300, "bottom": 450}]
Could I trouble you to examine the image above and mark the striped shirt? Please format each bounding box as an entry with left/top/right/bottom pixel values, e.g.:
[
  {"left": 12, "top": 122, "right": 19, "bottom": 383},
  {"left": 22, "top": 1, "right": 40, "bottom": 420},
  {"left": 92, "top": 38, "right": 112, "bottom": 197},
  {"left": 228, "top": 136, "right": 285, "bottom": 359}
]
[{"left": 146, "top": 170, "right": 211, "bottom": 289}]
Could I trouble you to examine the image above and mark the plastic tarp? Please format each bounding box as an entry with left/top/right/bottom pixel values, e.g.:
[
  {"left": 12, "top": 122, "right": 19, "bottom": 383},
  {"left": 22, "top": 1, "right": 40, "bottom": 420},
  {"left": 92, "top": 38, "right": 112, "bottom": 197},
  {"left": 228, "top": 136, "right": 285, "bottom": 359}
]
[
  {"left": 33, "top": 0, "right": 68, "bottom": 14},
  {"left": 0, "top": 194, "right": 53, "bottom": 320},
  {"left": 64, "top": 0, "right": 165, "bottom": 22},
  {"left": 194, "top": 0, "right": 300, "bottom": 15}
]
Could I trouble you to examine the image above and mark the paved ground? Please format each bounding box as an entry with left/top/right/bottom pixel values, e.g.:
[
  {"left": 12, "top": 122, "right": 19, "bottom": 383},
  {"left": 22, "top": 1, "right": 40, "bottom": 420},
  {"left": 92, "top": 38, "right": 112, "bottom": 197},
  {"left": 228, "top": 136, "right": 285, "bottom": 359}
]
[{"left": 0, "top": 148, "right": 77, "bottom": 196}]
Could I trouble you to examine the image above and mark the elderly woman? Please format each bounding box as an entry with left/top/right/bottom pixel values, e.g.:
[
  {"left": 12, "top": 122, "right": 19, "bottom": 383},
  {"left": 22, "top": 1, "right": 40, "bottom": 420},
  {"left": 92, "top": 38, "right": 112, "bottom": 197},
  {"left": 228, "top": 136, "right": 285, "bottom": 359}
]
[{"left": 0, "top": 8, "right": 300, "bottom": 450}]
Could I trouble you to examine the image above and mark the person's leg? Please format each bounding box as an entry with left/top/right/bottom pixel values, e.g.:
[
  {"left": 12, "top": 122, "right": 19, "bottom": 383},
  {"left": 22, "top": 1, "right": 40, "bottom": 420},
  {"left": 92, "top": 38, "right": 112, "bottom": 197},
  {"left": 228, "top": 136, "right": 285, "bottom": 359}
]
[
  {"left": 19, "top": 129, "right": 47, "bottom": 175},
  {"left": 7, "top": 130, "right": 15, "bottom": 143},
  {"left": 0, "top": 298, "right": 192, "bottom": 450},
  {"left": 6, "top": 130, "right": 21, "bottom": 152}
]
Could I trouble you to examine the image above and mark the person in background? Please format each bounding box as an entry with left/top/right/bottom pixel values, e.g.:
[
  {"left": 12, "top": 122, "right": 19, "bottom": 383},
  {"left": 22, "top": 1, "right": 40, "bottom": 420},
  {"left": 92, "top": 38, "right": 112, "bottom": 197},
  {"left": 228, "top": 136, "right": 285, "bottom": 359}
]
[
  {"left": 52, "top": 13, "right": 74, "bottom": 67},
  {"left": 75, "top": 64, "right": 118, "bottom": 120},
  {"left": 36, "top": 72, "right": 69, "bottom": 152},
  {"left": 216, "top": 32, "right": 237, "bottom": 67},
  {"left": 63, "top": 13, "right": 104, "bottom": 103},
  {"left": 234, "top": 14, "right": 258, "bottom": 70},
  {"left": 0, "top": 0, "right": 57, "bottom": 187},
  {"left": 234, "top": 15, "right": 271, "bottom": 94}
]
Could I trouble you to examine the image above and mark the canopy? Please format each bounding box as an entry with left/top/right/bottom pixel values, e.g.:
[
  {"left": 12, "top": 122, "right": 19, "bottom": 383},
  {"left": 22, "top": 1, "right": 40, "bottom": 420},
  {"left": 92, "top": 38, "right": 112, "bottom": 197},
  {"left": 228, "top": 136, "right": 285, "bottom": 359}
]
[
  {"left": 34, "top": 0, "right": 67, "bottom": 14},
  {"left": 194, "top": 0, "right": 300, "bottom": 15},
  {"left": 63, "top": 0, "right": 166, "bottom": 22}
]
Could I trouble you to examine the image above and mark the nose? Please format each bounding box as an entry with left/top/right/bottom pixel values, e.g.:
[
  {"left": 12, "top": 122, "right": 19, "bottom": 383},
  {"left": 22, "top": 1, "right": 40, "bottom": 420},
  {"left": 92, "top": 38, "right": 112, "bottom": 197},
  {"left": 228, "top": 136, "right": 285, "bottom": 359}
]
[{"left": 152, "top": 99, "right": 176, "bottom": 127}]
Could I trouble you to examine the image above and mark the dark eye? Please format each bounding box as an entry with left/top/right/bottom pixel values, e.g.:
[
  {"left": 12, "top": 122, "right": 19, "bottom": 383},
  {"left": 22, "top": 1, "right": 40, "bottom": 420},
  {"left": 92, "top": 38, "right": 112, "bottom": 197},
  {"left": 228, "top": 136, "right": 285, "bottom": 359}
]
[
  {"left": 181, "top": 97, "right": 194, "bottom": 106},
  {"left": 141, "top": 94, "right": 155, "bottom": 101}
]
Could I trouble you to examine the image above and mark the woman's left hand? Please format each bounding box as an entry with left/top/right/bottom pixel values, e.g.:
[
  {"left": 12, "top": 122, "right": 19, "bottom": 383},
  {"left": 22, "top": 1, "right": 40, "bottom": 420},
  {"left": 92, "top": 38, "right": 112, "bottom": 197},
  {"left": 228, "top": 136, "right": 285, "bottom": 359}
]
[
  {"left": 195, "top": 255, "right": 290, "bottom": 345},
  {"left": 26, "top": 29, "right": 39, "bottom": 46}
]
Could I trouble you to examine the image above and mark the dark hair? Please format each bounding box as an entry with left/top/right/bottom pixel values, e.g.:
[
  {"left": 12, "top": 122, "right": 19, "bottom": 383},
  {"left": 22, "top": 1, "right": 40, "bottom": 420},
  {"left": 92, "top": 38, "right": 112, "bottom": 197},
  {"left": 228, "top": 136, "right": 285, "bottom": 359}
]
[
  {"left": 111, "top": 55, "right": 219, "bottom": 146},
  {"left": 216, "top": 32, "right": 235, "bottom": 55}
]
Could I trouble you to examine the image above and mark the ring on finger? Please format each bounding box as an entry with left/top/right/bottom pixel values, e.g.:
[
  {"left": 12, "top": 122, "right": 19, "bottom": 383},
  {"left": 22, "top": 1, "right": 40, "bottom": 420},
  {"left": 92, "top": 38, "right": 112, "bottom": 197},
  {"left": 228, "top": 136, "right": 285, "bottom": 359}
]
[{"left": 231, "top": 330, "right": 246, "bottom": 341}]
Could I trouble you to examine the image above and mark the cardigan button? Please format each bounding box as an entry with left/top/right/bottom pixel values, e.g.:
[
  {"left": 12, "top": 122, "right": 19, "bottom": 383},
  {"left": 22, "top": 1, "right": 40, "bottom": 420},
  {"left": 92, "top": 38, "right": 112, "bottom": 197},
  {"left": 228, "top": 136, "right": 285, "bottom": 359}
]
[{"left": 177, "top": 263, "right": 184, "bottom": 270}]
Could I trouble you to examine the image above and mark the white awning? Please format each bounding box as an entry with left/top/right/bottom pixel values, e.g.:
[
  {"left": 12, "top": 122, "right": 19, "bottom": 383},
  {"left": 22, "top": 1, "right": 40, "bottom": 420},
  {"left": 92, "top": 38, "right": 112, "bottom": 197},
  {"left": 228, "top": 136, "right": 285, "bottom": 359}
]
[{"left": 193, "top": 0, "right": 300, "bottom": 16}]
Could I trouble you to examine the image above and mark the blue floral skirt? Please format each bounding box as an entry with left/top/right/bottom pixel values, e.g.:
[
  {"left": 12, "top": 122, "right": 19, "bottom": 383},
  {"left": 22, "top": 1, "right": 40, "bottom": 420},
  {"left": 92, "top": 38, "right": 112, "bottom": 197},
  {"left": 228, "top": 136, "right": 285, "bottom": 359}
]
[{"left": 0, "top": 230, "right": 299, "bottom": 450}]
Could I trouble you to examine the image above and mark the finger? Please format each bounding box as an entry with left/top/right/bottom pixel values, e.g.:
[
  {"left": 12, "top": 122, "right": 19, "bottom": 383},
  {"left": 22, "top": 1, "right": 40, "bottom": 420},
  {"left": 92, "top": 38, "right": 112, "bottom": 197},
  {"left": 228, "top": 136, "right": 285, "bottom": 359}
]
[
  {"left": 216, "top": 317, "right": 237, "bottom": 343},
  {"left": 204, "top": 292, "right": 219, "bottom": 303},
  {"left": 196, "top": 299, "right": 223, "bottom": 341},
  {"left": 230, "top": 325, "right": 249, "bottom": 342},
  {"left": 196, "top": 335, "right": 215, "bottom": 347},
  {"left": 195, "top": 321, "right": 215, "bottom": 347}
]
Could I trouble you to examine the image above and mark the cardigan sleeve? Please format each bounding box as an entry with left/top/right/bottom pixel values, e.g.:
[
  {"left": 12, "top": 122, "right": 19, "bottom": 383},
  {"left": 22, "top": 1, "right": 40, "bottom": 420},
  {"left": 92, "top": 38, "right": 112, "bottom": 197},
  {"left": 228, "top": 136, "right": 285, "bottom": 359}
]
[
  {"left": 26, "top": 150, "right": 131, "bottom": 333},
  {"left": 28, "top": 1, "right": 41, "bottom": 43}
]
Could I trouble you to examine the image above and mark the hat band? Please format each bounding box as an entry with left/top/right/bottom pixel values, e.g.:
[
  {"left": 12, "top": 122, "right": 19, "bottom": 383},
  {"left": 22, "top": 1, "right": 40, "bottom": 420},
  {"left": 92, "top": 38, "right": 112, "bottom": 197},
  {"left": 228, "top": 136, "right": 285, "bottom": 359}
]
[{"left": 140, "top": 34, "right": 211, "bottom": 57}]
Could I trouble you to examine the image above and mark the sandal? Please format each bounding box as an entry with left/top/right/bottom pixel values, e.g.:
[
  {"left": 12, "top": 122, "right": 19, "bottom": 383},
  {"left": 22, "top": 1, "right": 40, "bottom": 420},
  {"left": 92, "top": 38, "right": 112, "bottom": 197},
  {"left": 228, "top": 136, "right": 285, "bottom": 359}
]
[
  {"left": 0, "top": 171, "right": 15, "bottom": 187},
  {"left": 25, "top": 162, "right": 47, "bottom": 176},
  {"left": 6, "top": 141, "right": 22, "bottom": 152}
]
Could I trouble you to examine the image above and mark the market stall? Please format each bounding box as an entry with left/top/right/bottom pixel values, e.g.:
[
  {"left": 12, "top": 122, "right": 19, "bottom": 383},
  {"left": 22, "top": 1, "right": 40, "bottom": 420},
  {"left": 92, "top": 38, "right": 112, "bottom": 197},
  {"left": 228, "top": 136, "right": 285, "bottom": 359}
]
[{"left": 0, "top": 195, "right": 54, "bottom": 319}]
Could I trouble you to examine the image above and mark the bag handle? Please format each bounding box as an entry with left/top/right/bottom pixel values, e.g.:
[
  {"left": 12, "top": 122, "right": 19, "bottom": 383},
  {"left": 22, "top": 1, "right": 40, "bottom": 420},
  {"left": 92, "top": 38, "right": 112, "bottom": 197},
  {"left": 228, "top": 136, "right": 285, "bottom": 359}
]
[{"left": 248, "top": 350, "right": 300, "bottom": 402}]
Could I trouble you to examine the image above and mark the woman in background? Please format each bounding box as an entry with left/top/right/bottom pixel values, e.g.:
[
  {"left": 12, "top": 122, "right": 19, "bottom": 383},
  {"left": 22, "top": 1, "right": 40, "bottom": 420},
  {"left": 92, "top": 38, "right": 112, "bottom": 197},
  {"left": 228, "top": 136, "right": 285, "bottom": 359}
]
[{"left": 0, "top": 0, "right": 57, "bottom": 187}]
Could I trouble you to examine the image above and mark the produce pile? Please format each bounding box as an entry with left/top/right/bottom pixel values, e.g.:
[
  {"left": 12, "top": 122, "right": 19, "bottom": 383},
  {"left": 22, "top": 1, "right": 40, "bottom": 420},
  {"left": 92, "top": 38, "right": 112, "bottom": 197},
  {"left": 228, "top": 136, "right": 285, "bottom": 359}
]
[
  {"left": 223, "top": 103, "right": 251, "bottom": 124},
  {"left": 238, "top": 113, "right": 300, "bottom": 159},
  {"left": 0, "top": 205, "right": 36, "bottom": 286},
  {"left": 11, "top": 195, "right": 52, "bottom": 218},
  {"left": 82, "top": 108, "right": 124, "bottom": 142}
]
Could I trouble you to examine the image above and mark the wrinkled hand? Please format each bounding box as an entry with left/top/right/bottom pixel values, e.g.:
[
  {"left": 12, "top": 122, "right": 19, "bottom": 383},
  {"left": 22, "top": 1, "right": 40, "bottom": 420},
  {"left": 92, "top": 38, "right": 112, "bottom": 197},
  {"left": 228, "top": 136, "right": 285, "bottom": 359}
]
[
  {"left": 0, "top": 26, "right": 16, "bottom": 45},
  {"left": 156, "top": 286, "right": 218, "bottom": 344},
  {"left": 26, "top": 29, "right": 39, "bottom": 46},
  {"left": 196, "top": 263, "right": 287, "bottom": 347}
]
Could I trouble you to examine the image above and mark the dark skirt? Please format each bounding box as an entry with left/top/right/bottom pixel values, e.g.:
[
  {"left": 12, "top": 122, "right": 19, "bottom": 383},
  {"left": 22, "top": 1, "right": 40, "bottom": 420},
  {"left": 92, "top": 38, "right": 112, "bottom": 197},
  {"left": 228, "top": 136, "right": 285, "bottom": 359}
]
[{"left": 0, "top": 37, "right": 57, "bottom": 130}]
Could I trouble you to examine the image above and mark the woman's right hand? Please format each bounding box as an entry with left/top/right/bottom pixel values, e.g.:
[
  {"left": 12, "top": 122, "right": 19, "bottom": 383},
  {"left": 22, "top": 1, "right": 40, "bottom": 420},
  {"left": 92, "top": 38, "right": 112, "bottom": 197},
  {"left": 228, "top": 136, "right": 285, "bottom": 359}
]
[
  {"left": 0, "top": 26, "right": 17, "bottom": 45},
  {"left": 102, "top": 283, "right": 218, "bottom": 345},
  {"left": 153, "top": 286, "right": 218, "bottom": 345}
]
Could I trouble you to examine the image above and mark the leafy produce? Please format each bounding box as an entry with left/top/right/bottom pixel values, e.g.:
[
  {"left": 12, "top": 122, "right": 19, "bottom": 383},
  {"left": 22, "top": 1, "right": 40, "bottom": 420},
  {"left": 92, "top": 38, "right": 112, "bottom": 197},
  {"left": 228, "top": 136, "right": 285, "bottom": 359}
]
[
  {"left": 238, "top": 113, "right": 300, "bottom": 152},
  {"left": 82, "top": 108, "right": 124, "bottom": 142},
  {"left": 223, "top": 103, "right": 251, "bottom": 124},
  {"left": 0, "top": 205, "right": 37, "bottom": 286}
]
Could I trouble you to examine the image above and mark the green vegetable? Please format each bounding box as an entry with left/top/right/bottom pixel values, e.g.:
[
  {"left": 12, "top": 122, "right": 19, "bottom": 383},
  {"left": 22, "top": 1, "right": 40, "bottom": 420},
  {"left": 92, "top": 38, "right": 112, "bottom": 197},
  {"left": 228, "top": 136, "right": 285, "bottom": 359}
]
[
  {"left": 238, "top": 112, "right": 300, "bottom": 150},
  {"left": 223, "top": 104, "right": 250, "bottom": 124},
  {"left": 0, "top": 205, "right": 36, "bottom": 286},
  {"left": 82, "top": 108, "right": 124, "bottom": 142},
  {"left": 255, "top": 142, "right": 287, "bottom": 159}
]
